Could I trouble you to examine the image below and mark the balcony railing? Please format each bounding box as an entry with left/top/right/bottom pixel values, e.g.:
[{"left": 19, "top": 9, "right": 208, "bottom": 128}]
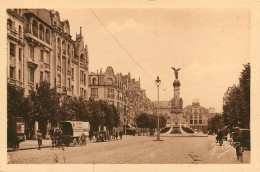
[
  {"left": 107, "top": 94, "right": 115, "bottom": 99},
  {"left": 91, "top": 94, "right": 98, "bottom": 99}
]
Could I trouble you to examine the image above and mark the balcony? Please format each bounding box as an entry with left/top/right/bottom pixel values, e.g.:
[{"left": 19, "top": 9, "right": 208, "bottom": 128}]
[
  {"left": 7, "top": 26, "right": 23, "bottom": 43},
  {"left": 10, "top": 56, "right": 16, "bottom": 66},
  {"left": 91, "top": 94, "right": 98, "bottom": 99},
  {"left": 27, "top": 58, "right": 38, "bottom": 69},
  {"left": 107, "top": 94, "right": 115, "bottom": 99},
  {"left": 24, "top": 25, "right": 52, "bottom": 50},
  {"left": 80, "top": 62, "right": 88, "bottom": 70},
  {"left": 57, "top": 65, "right": 61, "bottom": 71}
]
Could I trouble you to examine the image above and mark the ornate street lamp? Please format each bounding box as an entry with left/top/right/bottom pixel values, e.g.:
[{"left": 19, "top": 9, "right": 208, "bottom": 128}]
[{"left": 155, "top": 76, "right": 163, "bottom": 141}]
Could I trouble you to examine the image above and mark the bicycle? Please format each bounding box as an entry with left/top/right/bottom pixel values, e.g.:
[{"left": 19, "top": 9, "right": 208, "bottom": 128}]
[{"left": 233, "top": 142, "right": 244, "bottom": 162}]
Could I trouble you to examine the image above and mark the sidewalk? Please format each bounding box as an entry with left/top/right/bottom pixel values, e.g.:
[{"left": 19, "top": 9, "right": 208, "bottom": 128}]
[{"left": 9, "top": 136, "right": 132, "bottom": 151}]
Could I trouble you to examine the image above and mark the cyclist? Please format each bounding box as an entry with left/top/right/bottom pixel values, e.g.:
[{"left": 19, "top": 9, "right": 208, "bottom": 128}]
[
  {"left": 233, "top": 127, "right": 244, "bottom": 159},
  {"left": 216, "top": 129, "right": 223, "bottom": 145}
]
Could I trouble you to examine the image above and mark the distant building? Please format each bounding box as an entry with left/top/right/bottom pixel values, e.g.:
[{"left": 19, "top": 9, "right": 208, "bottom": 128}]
[
  {"left": 183, "top": 99, "right": 210, "bottom": 131},
  {"left": 88, "top": 66, "right": 127, "bottom": 130}
]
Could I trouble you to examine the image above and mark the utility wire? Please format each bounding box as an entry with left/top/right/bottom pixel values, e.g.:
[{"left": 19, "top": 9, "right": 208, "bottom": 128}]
[{"left": 89, "top": 8, "right": 167, "bottom": 93}]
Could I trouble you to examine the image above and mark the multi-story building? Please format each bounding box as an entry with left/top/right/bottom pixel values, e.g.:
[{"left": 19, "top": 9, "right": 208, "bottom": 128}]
[
  {"left": 7, "top": 9, "right": 89, "bottom": 138},
  {"left": 7, "top": 9, "right": 25, "bottom": 88},
  {"left": 88, "top": 66, "right": 127, "bottom": 130},
  {"left": 183, "top": 99, "right": 209, "bottom": 131}
]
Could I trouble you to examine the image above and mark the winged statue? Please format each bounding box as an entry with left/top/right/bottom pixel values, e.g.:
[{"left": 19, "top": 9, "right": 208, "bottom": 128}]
[{"left": 171, "top": 67, "right": 181, "bottom": 79}]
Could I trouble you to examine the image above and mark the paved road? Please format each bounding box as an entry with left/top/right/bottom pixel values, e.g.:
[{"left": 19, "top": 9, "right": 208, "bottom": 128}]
[{"left": 7, "top": 135, "right": 250, "bottom": 164}]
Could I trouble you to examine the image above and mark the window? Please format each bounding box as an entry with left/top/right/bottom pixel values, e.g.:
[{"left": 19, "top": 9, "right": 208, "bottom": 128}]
[
  {"left": 18, "top": 25, "right": 22, "bottom": 37},
  {"left": 29, "top": 68, "right": 34, "bottom": 83},
  {"left": 190, "top": 120, "right": 193, "bottom": 124},
  {"left": 91, "top": 88, "right": 98, "bottom": 98},
  {"left": 10, "top": 43, "right": 15, "bottom": 57},
  {"left": 194, "top": 120, "right": 198, "bottom": 124},
  {"left": 68, "top": 44, "right": 70, "bottom": 57},
  {"left": 57, "top": 75, "right": 61, "bottom": 87},
  {"left": 71, "top": 85, "right": 74, "bottom": 96},
  {"left": 32, "top": 20, "right": 38, "bottom": 37},
  {"left": 84, "top": 90, "right": 87, "bottom": 99},
  {"left": 62, "top": 41, "right": 66, "bottom": 55},
  {"left": 45, "top": 71, "right": 49, "bottom": 82},
  {"left": 80, "top": 53, "right": 85, "bottom": 63},
  {"left": 46, "top": 29, "right": 50, "bottom": 44},
  {"left": 7, "top": 19, "right": 13, "bottom": 30},
  {"left": 106, "top": 78, "right": 113, "bottom": 85},
  {"left": 107, "top": 88, "right": 114, "bottom": 98},
  {"left": 40, "top": 71, "right": 43, "bottom": 82},
  {"left": 18, "top": 48, "right": 22, "bottom": 61},
  {"left": 71, "top": 68, "right": 74, "bottom": 80},
  {"left": 190, "top": 115, "right": 193, "bottom": 119},
  {"left": 80, "top": 70, "right": 84, "bottom": 83},
  {"left": 10, "top": 66, "right": 15, "bottom": 79},
  {"left": 58, "top": 56, "right": 61, "bottom": 66},
  {"left": 46, "top": 51, "right": 49, "bottom": 64},
  {"left": 199, "top": 120, "right": 202, "bottom": 124},
  {"left": 39, "top": 25, "right": 44, "bottom": 40},
  {"left": 18, "top": 70, "right": 22, "bottom": 81},
  {"left": 84, "top": 74, "right": 86, "bottom": 85},
  {"left": 67, "top": 78, "right": 71, "bottom": 89},
  {"left": 30, "top": 46, "right": 34, "bottom": 61},
  {"left": 57, "top": 38, "right": 61, "bottom": 54},
  {"left": 92, "top": 77, "right": 97, "bottom": 85},
  {"left": 40, "top": 50, "right": 44, "bottom": 61}
]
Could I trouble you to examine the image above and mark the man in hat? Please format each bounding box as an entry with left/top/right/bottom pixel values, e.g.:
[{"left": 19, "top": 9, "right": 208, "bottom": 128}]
[{"left": 36, "top": 130, "right": 43, "bottom": 150}]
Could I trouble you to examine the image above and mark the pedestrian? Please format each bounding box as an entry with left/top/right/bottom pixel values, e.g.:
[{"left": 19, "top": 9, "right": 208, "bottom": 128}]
[
  {"left": 115, "top": 131, "right": 118, "bottom": 139},
  {"left": 119, "top": 130, "right": 123, "bottom": 140},
  {"left": 89, "top": 130, "right": 93, "bottom": 141},
  {"left": 54, "top": 128, "right": 60, "bottom": 148},
  {"left": 233, "top": 127, "right": 244, "bottom": 159},
  {"left": 36, "top": 130, "right": 43, "bottom": 150}
]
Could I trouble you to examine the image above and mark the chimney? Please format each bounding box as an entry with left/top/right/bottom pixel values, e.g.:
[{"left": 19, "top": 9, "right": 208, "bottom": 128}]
[
  {"left": 97, "top": 70, "right": 98, "bottom": 73},
  {"left": 100, "top": 68, "right": 102, "bottom": 73},
  {"left": 80, "top": 27, "right": 82, "bottom": 35}
]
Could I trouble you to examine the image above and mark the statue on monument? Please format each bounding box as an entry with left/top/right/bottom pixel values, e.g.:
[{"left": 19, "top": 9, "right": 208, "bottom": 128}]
[{"left": 171, "top": 67, "right": 181, "bottom": 79}]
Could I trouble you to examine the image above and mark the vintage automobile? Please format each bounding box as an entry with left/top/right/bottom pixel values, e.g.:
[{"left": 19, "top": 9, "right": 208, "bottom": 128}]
[
  {"left": 94, "top": 131, "right": 109, "bottom": 142},
  {"left": 241, "top": 129, "right": 250, "bottom": 150},
  {"left": 59, "top": 121, "right": 90, "bottom": 146},
  {"left": 7, "top": 116, "right": 25, "bottom": 150}
]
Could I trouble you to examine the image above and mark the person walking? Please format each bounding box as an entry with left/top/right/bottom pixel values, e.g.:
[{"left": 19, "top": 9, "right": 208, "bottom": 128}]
[
  {"left": 119, "top": 130, "right": 123, "bottom": 140},
  {"left": 115, "top": 131, "right": 118, "bottom": 140},
  {"left": 36, "top": 130, "right": 43, "bottom": 150},
  {"left": 233, "top": 127, "right": 244, "bottom": 159}
]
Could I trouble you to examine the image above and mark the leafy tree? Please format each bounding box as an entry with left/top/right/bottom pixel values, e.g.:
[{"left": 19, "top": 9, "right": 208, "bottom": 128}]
[
  {"left": 223, "top": 63, "right": 250, "bottom": 129},
  {"left": 7, "top": 83, "right": 32, "bottom": 122},
  {"left": 208, "top": 114, "right": 224, "bottom": 133},
  {"left": 87, "top": 98, "right": 105, "bottom": 131},
  {"left": 29, "top": 81, "right": 60, "bottom": 134}
]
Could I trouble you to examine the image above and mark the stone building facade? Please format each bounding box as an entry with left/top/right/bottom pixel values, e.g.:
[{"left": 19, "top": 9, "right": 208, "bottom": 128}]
[
  {"left": 88, "top": 67, "right": 127, "bottom": 130},
  {"left": 7, "top": 9, "right": 89, "bottom": 137}
]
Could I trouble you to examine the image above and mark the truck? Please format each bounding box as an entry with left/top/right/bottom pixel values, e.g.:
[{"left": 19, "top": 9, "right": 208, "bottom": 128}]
[
  {"left": 7, "top": 116, "right": 25, "bottom": 150},
  {"left": 59, "top": 121, "right": 90, "bottom": 146}
]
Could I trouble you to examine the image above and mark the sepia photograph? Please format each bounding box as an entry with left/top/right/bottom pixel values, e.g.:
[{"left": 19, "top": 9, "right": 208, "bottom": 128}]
[{"left": 1, "top": 0, "right": 260, "bottom": 171}]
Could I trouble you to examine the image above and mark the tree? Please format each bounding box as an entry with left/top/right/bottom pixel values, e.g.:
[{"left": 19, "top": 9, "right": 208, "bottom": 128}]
[
  {"left": 29, "top": 81, "right": 60, "bottom": 135},
  {"left": 223, "top": 63, "right": 250, "bottom": 129},
  {"left": 208, "top": 114, "right": 224, "bottom": 133},
  {"left": 7, "top": 83, "right": 32, "bottom": 122},
  {"left": 87, "top": 98, "right": 105, "bottom": 131}
]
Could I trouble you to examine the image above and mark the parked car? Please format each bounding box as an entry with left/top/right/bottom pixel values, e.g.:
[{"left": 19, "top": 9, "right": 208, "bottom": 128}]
[
  {"left": 241, "top": 129, "right": 250, "bottom": 150},
  {"left": 7, "top": 116, "right": 25, "bottom": 150}
]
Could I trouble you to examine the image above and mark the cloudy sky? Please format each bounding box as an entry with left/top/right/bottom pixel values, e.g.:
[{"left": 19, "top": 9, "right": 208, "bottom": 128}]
[{"left": 57, "top": 8, "right": 250, "bottom": 112}]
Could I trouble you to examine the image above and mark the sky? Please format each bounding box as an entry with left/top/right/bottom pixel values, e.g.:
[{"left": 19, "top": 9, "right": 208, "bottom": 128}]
[{"left": 57, "top": 8, "right": 250, "bottom": 113}]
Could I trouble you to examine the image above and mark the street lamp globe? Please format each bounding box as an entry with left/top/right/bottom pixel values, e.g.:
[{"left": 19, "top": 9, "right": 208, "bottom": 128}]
[{"left": 155, "top": 76, "right": 161, "bottom": 86}]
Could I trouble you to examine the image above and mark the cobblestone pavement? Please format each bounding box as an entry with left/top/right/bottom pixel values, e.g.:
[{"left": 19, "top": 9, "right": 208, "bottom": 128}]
[{"left": 7, "top": 135, "right": 250, "bottom": 164}]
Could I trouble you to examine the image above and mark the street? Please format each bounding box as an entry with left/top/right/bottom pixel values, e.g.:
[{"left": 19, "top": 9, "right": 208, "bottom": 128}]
[{"left": 8, "top": 135, "right": 250, "bottom": 164}]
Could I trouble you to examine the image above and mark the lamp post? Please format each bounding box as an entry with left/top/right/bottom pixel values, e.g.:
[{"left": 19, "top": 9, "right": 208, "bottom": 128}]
[{"left": 155, "top": 76, "right": 163, "bottom": 141}]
